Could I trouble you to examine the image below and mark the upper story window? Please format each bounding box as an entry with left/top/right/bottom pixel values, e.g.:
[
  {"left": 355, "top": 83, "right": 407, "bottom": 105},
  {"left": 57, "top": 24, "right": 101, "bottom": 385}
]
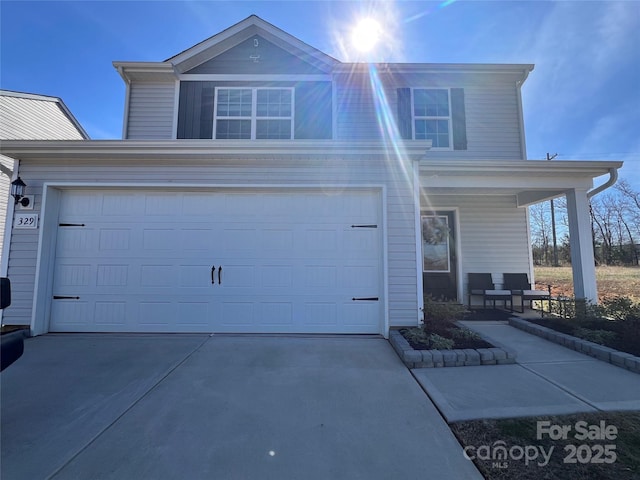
[
  {"left": 412, "top": 88, "right": 451, "bottom": 148},
  {"left": 214, "top": 87, "right": 294, "bottom": 139}
]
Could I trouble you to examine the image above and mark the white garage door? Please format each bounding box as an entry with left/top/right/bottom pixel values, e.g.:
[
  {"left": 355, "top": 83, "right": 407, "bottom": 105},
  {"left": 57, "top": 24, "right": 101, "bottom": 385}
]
[{"left": 50, "top": 189, "right": 383, "bottom": 333}]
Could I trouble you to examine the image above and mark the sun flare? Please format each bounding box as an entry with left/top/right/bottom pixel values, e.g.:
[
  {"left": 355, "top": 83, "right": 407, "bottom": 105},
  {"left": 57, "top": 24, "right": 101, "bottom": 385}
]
[{"left": 351, "top": 18, "right": 382, "bottom": 53}]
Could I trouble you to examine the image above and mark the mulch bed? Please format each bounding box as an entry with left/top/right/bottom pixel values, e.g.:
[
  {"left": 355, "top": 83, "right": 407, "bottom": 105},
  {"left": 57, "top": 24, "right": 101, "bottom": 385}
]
[
  {"left": 401, "top": 321, "right": 494, "bottom": 350},
  {"left": 529, "top": 317, "right": 640, "bottom": 357}
]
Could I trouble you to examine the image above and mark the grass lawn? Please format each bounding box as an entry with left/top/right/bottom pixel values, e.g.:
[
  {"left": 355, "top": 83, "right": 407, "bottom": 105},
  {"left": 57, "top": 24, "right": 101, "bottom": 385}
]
[
  {"left": 451, "top": 411, "right": 640, "bottom": 480},
  {"left": 535, "top": 266, "right": 640, "bottom": 303}
]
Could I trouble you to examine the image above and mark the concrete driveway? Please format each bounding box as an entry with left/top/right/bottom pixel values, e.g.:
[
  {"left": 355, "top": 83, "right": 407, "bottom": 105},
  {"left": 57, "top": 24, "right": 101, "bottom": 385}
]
[{"left": 1, "top": 334, "right": 481, "bottom": 480}]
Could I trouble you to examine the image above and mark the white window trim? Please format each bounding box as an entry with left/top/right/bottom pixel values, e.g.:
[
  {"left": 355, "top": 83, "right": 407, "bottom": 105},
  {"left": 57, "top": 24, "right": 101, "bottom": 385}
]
[
  {"left": 411, "top": 88, "right": 452, "bottom": 150},
  {"left": 213, "top": 87, "right": 295, "bottom": 140}
]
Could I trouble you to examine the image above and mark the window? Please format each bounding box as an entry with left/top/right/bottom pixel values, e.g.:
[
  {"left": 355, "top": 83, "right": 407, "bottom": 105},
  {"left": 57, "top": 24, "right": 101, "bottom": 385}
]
[
  {"left": 412, "top": 89, "right": 451, "bottom": 148},
  {"left": 214, "top": 88, "right": 293, "bottom": 139}
]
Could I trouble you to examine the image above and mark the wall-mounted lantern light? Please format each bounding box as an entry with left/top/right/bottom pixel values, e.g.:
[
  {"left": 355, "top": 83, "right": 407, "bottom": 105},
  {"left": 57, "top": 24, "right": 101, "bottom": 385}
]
[{"left": 11, "top": 177, "right": 30, "bottom": 207}]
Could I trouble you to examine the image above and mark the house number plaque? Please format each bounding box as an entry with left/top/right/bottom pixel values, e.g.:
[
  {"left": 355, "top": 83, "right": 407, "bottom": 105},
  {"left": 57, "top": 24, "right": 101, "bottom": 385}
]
[{"left": 14, "top": 213, "right": 38, "bottom": 229}]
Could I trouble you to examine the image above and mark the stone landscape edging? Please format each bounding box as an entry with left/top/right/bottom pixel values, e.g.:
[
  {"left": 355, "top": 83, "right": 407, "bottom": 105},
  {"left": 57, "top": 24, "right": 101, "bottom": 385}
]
[
  {"left": 388, "top": 324, "right": 517, "bottom": 369},
  {"left": 508, "top": 317, "right": 640, "bottom": 375}
]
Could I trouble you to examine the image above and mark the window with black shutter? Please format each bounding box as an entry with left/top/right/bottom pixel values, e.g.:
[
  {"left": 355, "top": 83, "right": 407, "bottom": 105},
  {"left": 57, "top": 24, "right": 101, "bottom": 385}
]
[
  {"left": 177, "top": 81, "right": 333, "bottom": 140},
  {"left": 396, "top": 87, "right": 467, "bottom": 150}
]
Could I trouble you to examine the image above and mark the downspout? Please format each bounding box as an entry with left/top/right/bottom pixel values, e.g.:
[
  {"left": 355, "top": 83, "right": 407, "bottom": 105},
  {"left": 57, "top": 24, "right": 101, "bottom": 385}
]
[
  {"left": 117, "top": 65, "right": 131, "bottom": 140},
  {"left": 414, "top": 143, "right": 432, "bottom": 325},
  {"left": 516, "top": 66, "right": 533, "bottom": 160},
  {"left": 1, "top": 158, "right": 18, "bottom": 277},
  {"left": 0, "top": 158, "right": 19, "bottom": 324},
  {"left": 587, "top": 168, "right": 619, "bottom": 198},
  {"left": 413, "top": 158, "right": 424, "bottom": 324}
]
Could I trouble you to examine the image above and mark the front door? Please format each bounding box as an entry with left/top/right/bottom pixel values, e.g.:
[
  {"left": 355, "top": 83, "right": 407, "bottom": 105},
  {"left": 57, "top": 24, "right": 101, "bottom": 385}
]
[{"left": 421, "top": 211, "right": 457, "bottom": 301}]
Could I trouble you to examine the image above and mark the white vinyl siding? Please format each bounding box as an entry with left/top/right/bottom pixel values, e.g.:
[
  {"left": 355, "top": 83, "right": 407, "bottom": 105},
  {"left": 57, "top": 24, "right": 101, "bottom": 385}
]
[
  {"left": 335, "top": 75, "right": 380, "bottom": 141},
  {"left": 2, "top": 156, "right": 416, "bottom": 331},
  {"left": 126, "top": 83, "right": 176, "bottom": 139},
  {"left": 0, "top": 95, "right": 85, "bottom": 140},
  {"left": 334, "top": 72, "right": 524, "bottom": 159},
  {"left": 463, "top": 84, "right": 523, "bottom": 159},
  {"left": 429, "top": 195, "right": 531, "bottom": 297}
]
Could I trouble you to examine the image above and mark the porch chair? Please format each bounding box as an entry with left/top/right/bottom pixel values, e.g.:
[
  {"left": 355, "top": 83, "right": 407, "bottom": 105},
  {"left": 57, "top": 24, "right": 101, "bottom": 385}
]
[
  {"left": 503, "top": 273, "right": 551, "bottom": 314},
  {"left": 467, "top": 273, "right": 512, "bottom": 310}
]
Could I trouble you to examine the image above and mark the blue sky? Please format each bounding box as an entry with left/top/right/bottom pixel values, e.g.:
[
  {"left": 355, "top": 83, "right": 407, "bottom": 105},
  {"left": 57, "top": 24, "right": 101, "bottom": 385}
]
[{"left": 1, "top": 0, "right": 639, "bottom": 188}]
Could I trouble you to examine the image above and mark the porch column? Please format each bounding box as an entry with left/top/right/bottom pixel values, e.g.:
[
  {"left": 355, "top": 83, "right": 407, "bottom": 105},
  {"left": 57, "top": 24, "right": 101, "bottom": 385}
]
[{"left": 565, "top": 188, "right": 598, "bottom": 303}]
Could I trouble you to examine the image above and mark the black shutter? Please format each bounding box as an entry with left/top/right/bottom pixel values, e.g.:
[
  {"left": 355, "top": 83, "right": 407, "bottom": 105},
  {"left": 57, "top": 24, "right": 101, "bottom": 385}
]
[
  {"left": 397, "top": 88, "right": 412, "bottom": 140},
  {"left": 177, "top": 82, "right": 215, "bottom": 139},
  {"left": 451, "top": 88, "right": 467, "bottom": 150},
  {"left": 294, "top": 82, "right": 332, "bottom": 139}
]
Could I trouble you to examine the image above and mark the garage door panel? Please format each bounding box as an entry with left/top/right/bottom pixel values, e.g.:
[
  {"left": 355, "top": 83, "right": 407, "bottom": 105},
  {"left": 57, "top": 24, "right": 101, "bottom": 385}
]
[
  {"left": 179, "top": 265, "right": 215, "bottom": 288},
  {"left": 220, "top": 302, "right": 255, "bottom": 326},
  {"left": 51, "top": 301, "right": 92, "bottom": 329},
  {"left": 54, "top": 264, "right": 93, "bottom": 288},
  {"left": 94, "top": 302, "right": 127, "bottom": 326},
  {"left": 260, "top": 302, "right": 294, "bottom": 325},
  {"left": 138, "top": 302, "right": 175, "bottom": 325},
  {"left": 57, "top": 228, "right": 95, "bottom": 254},
  {"left": 261, "top": 265, "right": 293, "bottom": 288},
  {"left": 142, "top": 229, "right": 177, "bottom": 250},
  {"left": 303, "top": 303, "right": 338, "bottom": 326},
  {"left": 96, "top": 265, "right": 129, "bottom": 287},
  {"left": 260, "top": 228, "right": 294, "bottom": 252},
  {"left": 180, "top": 229, "right": 216, "bottom": 251},
  {"left": 177, "top": 303, "right": 210, "bottom": 325},
  {"left": 342, "top": 302, "right": 379, "bottom": 326},
  {"left": 51, "top": 189, "right": 383, "bottom": 334}
]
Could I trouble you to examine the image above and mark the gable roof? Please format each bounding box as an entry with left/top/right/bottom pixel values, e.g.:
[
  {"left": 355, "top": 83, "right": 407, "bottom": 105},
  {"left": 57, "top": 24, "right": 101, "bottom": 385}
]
[
  {"left": 166, "top": 15, "right": 338, "bottom": 74},
  {"left": 0, "top": 90, "right": 89, "bottom": 140}
]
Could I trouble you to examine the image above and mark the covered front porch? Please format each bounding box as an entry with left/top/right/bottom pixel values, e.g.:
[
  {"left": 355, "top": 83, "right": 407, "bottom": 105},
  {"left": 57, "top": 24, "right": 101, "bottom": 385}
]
[{"left": 413, "top": 159, "right": 623, "bottom": 310}]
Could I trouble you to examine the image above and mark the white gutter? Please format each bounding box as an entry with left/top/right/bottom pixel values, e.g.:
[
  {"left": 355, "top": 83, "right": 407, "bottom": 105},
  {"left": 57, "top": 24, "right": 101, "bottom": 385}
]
[
  {"left": 587, "top": 167, "right": 619, "bottom": 198},
  {"left": 117, "top": 65, "right": 131, "bottom": 140},
  {"left": 1, "top": 159, "right": 19, "bottom": 277},
  {"left": 414, "top": 143, "right": 432, "bottom": 325},
  {"left": 414, "top": 159, "right": 424, "bottom": 324}
]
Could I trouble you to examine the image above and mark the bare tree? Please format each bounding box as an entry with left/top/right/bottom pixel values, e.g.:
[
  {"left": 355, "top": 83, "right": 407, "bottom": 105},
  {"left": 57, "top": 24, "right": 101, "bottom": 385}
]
[
  {"left": 529, "top": 202, "right": 551, "bottom": 265},
  {"left": 530, "top": 178, "right": 639, "bottom": 266}
]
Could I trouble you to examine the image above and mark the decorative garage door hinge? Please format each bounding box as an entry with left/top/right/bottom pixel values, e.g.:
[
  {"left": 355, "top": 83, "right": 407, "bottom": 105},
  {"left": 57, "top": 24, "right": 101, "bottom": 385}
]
[
  {"left": 53, "top": 296, "right": 80, "bottom": 300},
  {"left": 59, "top": 223, "right": 85, "bottom": 227},
  {"left": 351, "top": 224, "right": 377, "bottom": 228},
  {"left": 352, "top": 297, "right": 379, "bottom": 301}
]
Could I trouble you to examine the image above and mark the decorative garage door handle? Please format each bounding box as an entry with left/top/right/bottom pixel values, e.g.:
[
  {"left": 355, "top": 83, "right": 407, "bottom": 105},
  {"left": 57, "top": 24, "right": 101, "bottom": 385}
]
[
  {"left": 211, "top": 266, "right": 222, "bottom": 285},
  {"left": 352, "top": 297, "right": 379, "bottom": 301}
]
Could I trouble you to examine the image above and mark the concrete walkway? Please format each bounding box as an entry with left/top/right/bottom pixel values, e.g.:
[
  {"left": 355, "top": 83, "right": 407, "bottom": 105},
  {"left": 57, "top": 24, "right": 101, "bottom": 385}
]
[
  {"left": 412, "top": 321, "right": 640, "bottom": 422},
  {"left": 1, "top": 334, "right": 482, "bottom": 480}
]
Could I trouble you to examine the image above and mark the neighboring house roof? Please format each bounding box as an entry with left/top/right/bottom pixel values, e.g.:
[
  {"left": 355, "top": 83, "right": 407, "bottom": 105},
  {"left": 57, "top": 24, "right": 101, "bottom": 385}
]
[{"left": 0, "top": 90, "right": 90, "bottom": 141}]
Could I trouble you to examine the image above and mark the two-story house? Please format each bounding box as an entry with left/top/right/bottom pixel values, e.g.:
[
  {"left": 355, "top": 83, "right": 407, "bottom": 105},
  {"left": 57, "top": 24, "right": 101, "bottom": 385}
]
[{"left": 0, "top": 15, "right": 622, "bottom": 336}]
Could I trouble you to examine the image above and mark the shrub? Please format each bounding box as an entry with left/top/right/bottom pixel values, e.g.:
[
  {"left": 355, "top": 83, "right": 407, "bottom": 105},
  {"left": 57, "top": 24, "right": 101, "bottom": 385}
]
[
  {"left": 573, "top": 327, "right": 618, "bottom": 345},
  {"left": 422, "top": 296, "right": 467, "bottom": 323},
  {"left": 600, "top": 296, "right": 640, "bottom": 321},
  {"left": 450, "top": 328, "right": 484, "bottom": 342},
  {"left": 427, "top": 333, "right": 455, "bottom": 350}
]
